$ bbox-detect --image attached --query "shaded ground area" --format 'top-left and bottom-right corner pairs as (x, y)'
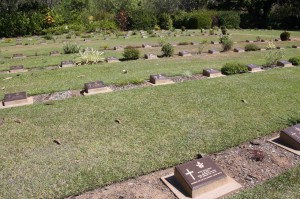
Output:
(69, 132), (300, 199)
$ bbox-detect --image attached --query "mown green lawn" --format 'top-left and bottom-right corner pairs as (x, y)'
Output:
(1, 67), (300, 198)
(230, 166), (300, 199)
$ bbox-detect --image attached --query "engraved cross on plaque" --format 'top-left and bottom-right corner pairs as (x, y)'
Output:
(185, 169), (195, 180)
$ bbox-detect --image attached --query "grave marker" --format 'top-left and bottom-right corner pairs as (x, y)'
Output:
(280, 124), (300, 150)
(12, 54), (26, 59)
(83, 80), (112, 95)
(149, 74), (174, 85)
(144, 54), (158, 60)
(276, 46), (284, 49)
(114, 46), (124, 51)
(247, 64), (263, 72)
(1, 91), (33, 108)
(234, 48), (245, 53)
(179, 51), (192, 57)
(161, 157), (242, 199)
(277, 60), (293, 67)
(292, 45), (300, 49)
(203, 69), (223, 78)
(142, 44), (152, 48)
(210, 41), (219, 44)
(208, 49), (219, 54)
(50, 51), (60, 56)
(60, 61), (75, 68)
(9, 65), (28, 73)
(106, 57), (120, 63)
(246, 40), (253, 43)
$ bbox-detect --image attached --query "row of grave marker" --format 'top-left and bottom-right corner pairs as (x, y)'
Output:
(1, 60), (294, 109)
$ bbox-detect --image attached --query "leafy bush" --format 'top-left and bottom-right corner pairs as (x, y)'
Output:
(219, 35), (233, 51)
(128, 9), (157, 30)
(245, 44), (259, 51)
(63, 42), (81, 54)
(280, 31), (291, 41)
(76, 48), (105, 65)
(186, 11), (213, 29)
(218, 11), (240, 28)
(181, 26), (186, 31)
(158, 13), (173, 30)
(209, 29), (214, 35)
(161, 43), (174, 57)
(220, 26), (227, 35)
(123, 47), (140, 60)
(221, 62), (248, 75)
(288, 57), (300, 66)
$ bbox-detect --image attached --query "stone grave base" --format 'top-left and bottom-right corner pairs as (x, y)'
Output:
(268, 136), (300, 156)
(249, 68), (264, 73)
(10, 69), (28, 74)
(1, 97), (33, 109)
(149, 80), (175, 86)
(161, 174), (241, 199)
(83, 87), (113, 96)
(207, 73), (225, 78)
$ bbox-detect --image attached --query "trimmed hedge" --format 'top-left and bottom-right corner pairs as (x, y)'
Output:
(128, 10), (157, 30)
(158, 13), (173, 30)
(221, 62), (248, 75)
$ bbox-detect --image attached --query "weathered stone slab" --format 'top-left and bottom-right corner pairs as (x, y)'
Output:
(279, 124), (300, 150)
(50, 51), (60, 56)
(142, 44), (152, 48)
(246, 40), (254, 43)
(12, 54), (26, 59)
(277, 60), (293, 67)
(83, 80), (112, 95)
(211, 41), (219, 44)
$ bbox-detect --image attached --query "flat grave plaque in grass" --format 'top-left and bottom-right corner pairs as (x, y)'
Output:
(144, 54), (158, 60)
(142, 44), (152, 48)
(246, 40), (254, 43)
(12, 53), (26, 59)
(40, 41), (47, 45)
(106, 57), (120, 63)
(203, 69), (223, 78)
(142, 36), (148, 38)
(276, 46), (284, 49)
(208, 49), (219, 54)
(161, 157), (241, 199)
(191, 42), (198, 45)
(149, 74), (174, 85)
(60, 61), (75, 68)
(292, 45), (300, 49)
(260, 48), (266, 51)
(83, 80), (112, 95)
(9, 65), (28, 73)
(50, 51), (60, 56)
(234, 48), (245, 53)
(269, 124), (300, 156)
(247, 64), (263, 72)
(2, 91), (33, 108)
(277, 60), (293, 67)
(179, 51), (192, 57)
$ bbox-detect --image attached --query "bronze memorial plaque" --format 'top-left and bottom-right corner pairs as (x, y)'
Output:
(4, 92), (27, 102)
(174, 157), (227, 197)
(150, 74), (171, 84)
(10, 65), (24, 71)
(203, 69), (222, 77)
(84, 81), (105, 93)
(280, 124), (300, 150)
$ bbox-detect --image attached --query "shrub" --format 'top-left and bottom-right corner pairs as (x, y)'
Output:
(181, 26), (186, 31)
(158, 13), (173, 30)
(76, 48), (105, 65)
(63, 43), (81, 54)
(66, 34), (72, 39)
(265, 42), (285, 67)
(128, 9), (157, 30)
(218, 11), (240, 28)
(280, 31), (291, 41)
(245, 44), (259, 51)
(161, 43), (174, 57)
(220, 26), (227, 35)
(219, 35), (233, 51)
(123, 47), (140, 60)
(186, 11), (212, 29)
(288, 57), (300, 66)
(221, 62), (248, 75)
(209, 29), (214, 35)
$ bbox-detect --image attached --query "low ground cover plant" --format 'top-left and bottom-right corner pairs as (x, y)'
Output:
(221, 62), (248, 75)
(245, 44), (259, 51)
(265, 41), (285, 67)
(289, 57), (300, 66)
(76, 48), (105, 65)
(63, 43), (81, 54)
